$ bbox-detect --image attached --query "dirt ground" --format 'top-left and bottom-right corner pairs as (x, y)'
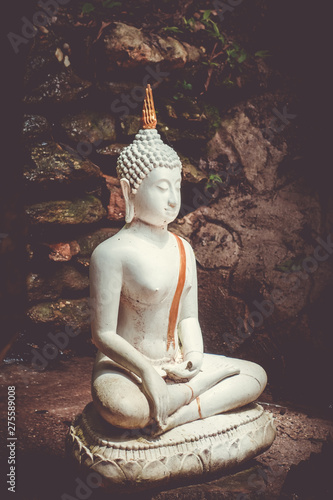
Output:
(0, 357), (332, 500)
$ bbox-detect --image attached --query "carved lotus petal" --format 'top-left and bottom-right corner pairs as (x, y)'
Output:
(119, 459), (143, 482)
(210, 442), (231, 470)
(180, 452), (203, 475)
(141, 460), (169, 482)
(96, 459), (126, 484)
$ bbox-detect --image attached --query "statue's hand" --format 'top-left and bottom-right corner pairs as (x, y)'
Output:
(162, 352), (203, 382)
(141, 367), (169, 428)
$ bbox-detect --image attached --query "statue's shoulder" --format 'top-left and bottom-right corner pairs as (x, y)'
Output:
(171, 233), (195, 259)
(90, 231), (128, 268)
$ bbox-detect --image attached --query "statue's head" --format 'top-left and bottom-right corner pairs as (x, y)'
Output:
(117, 85), (182, 225)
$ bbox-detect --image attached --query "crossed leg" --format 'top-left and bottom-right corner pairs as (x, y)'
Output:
(159, 354), (267, 434)
(91, 352), (267, 432)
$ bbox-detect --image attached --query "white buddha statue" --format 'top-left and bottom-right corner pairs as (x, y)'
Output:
(89, 85), (267, 437)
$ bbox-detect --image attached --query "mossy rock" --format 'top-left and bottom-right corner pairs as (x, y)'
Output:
(24, 142), (102, 189)
(60, 111), (116, 144)
(180, 154), (207, 184)
(25, 196), (106, 225)
(24, 70), (92, 105)
(27, 265), (89, 303)
(157, 99), (220, 143)
(26, 298), (91, 333)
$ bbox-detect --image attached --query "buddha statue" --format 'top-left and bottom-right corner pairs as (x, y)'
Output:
(67, 86), (275, 490)
(90, 85), (267, 435)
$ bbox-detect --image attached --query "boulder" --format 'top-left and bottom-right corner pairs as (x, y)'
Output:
(101, 22), (203, 71)
(24, 142), (102, 190)
(22, 115), (51, 143)
(46, 241), (80, 262)
(60, 111), (116, 144)
(27, 265), (89, 303)
(23, 31), (92, 105)
(25, 196), (106, 226)
(26, 298), (91, 334)
(207, 93), (296, 193)
(24, 70), (92, 105)
(172, 176), (324, 363)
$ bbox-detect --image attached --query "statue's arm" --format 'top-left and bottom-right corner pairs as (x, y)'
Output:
(90, 243), (169, 426)
(90, 243), (153, 377)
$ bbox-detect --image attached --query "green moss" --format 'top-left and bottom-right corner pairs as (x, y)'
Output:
(25, 196), (106, 225)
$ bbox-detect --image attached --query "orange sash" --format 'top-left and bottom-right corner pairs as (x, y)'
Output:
(167, 233), (186, 350)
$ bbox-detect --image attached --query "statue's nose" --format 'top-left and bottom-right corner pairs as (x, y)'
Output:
(168, 200), (177, 208)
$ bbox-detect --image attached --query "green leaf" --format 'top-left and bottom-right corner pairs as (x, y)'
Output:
(102, 0), (121, 8)
(237, 51), (247, 64)
(223, 78), (235, 87)
(182, 80), (192, 90)
(275, 257), (303, 272)
(255, 50), (271, 58)
(210, 20), (220, 36)
(183, 16), (195, 28)
(81, 2), (95, 14)
(202, 10), (211, 21)
(163, 26), (183, 33)
(227, 49), (237, 58)
(209, 174), (224, 184)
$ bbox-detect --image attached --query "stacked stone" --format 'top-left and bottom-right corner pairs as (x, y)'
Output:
(17, 22), (209, 360)
(21, 32), (126, 356)
(23, 107), (121, 354)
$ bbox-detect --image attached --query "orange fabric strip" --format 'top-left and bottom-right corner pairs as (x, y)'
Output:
(167, 233), (186, 350)
(196, 397), (203, 419)
(184, 384), (194, 404)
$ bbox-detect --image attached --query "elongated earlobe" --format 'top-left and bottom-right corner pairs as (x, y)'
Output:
(120, 178), (134, 223)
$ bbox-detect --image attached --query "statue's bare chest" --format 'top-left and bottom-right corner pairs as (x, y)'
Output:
(121, 242), (181, 306)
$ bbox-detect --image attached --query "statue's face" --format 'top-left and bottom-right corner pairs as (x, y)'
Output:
(133, 166), (181, 226)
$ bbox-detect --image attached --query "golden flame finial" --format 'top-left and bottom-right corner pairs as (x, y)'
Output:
(141, 84), (157, 129)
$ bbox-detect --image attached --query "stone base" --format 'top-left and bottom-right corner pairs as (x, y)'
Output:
(66, 402), (276, 492)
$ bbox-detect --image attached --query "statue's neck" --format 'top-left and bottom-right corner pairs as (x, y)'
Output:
(126, 218), (169, 245)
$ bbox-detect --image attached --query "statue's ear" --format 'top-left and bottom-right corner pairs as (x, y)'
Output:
(120, 178), (134, 223)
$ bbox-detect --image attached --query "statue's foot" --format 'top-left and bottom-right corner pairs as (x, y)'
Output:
(188, 361), (240, 402)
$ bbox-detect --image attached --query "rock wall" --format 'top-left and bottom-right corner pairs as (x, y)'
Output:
(5, 1), (332, 407)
